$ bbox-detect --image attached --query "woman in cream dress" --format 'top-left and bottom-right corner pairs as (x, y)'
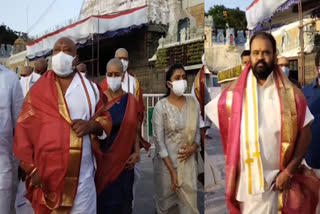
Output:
(152, 64), (200, 214)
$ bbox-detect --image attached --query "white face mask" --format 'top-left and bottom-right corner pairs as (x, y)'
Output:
(281, 66), (290, 76)
(52, 51), (75, 77)
(170, 79), (187, 97)
(32, 72), (41, 82)
(120, 59), (129, 72)
(107, 76), (122, 92)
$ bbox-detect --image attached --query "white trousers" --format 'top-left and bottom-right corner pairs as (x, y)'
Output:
(15, 181), (34, 214)
(0, 188), (12, 214)
(0, 153), (13, 214)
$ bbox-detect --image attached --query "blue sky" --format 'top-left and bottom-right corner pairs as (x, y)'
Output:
(0, 0), (83, 37)
(205, 0), (253, 12)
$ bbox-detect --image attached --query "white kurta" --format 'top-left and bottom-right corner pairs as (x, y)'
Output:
(19, 72), (41, 97)
(0, 65), (24, 213)
(122, 71), (137, 95)
(205, 72), (314, 214)
(65, 73), (99, 214)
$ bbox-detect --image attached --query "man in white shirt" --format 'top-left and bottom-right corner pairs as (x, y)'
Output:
(114, 48), (150, 210)
(14, 37), (110, 214)
(205, 32), (315, 214)
(20, 59), (47, 97)
(115, 48), (139, 97)
(0, 64), (24, 213)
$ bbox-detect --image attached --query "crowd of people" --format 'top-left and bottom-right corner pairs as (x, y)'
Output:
(0, 36), (204, 214)
(2, 30), (320, 214)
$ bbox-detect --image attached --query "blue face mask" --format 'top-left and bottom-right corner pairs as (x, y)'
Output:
(281, 66), (290, 76)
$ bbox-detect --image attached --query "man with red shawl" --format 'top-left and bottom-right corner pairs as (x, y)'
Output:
(14, 37), (111, 214)
(206, 32), (319, 214)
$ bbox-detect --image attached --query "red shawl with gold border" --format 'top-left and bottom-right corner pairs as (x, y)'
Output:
(14, 71), (111, 214)
(218, 64), (318, 214)
(100, 78), (150, 151)
(92, 93), (138, 194)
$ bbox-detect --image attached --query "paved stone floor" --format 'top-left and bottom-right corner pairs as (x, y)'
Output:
(134, 149), (205, 214)
(204, 128), (228, 214)
(10, 149), (204, 214)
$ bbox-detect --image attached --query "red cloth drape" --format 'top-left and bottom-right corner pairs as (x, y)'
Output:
(93, 93), (138, 194)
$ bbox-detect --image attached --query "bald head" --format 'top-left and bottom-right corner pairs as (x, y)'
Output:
(34, 58), (47, 75)
(21, 66), (33, 77)
(53, 37), (77, 57)
(278, 57), (289, 68)
(77, 63), (87, 73)
(115, 48), (129, 60)
(107, 58), (123, 73)
(106, 58), (124, 79)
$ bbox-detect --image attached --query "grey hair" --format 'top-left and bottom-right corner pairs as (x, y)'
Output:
(114, 48), (128, 58)
(106, 58), (124, 72)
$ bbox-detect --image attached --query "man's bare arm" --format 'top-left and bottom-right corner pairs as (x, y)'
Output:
(287, 124), (312, 174)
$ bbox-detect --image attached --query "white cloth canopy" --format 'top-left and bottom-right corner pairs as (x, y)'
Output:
(26, 6), (148, 59)
(246, 0), (293, 30)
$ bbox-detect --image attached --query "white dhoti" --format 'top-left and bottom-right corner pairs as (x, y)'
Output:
(240, 189), (278, 214)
